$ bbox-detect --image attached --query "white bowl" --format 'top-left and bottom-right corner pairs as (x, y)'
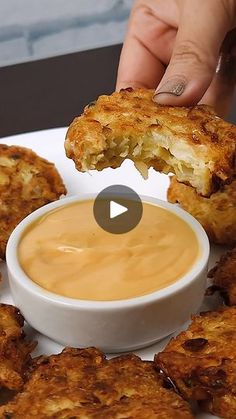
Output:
(6, 194), (209, 353)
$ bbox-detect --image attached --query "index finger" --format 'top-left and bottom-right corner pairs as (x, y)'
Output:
(116, 34), (165, 91)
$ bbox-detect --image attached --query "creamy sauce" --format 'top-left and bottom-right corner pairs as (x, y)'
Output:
(18, 200), (200, 301)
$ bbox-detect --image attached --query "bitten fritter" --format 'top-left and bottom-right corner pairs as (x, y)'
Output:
(65, 88), (236, 196)
(155, 306), (236, 418)
(0, 347), (193, 419)
(168, 176), (236, 245)
(0, 144), (67, 260)
(0, 304), (36, 391)
(207, 248), (236, 305)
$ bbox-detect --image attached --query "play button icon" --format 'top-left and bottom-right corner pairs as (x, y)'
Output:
(93, 185), (143, 234)
(110, 201), (128, 219)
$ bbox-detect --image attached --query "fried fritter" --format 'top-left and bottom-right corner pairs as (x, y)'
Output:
(207, 248), (236, 305)
(0, 347), (193, 419)
(65, 88), (236, 196)
(0, 303), (36, 391)
(0, 144), (66, 260)
(155, 306), (236, 418)
(168, 176), (236, 245)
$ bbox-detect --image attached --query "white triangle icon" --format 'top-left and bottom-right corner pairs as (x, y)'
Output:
(110, 201), (128, 219)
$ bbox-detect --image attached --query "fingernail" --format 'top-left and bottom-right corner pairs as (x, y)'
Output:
(154, 79), (186, 99)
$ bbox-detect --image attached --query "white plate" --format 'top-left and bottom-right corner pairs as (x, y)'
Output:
(0, 127), (225, 418)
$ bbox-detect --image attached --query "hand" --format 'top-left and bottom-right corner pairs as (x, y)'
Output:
(116, 0), (236, 116)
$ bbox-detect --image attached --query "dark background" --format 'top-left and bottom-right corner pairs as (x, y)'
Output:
(0, 43), (235, 138)
(0, 44), (121, 138)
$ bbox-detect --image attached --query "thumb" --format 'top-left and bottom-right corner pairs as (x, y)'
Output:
(154, 0), (235, 106)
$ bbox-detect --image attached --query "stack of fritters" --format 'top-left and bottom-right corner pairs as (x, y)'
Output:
(208, 248), (236, 305)
(65, 88), (236, 196)
(155, 306), (236, 418)
(0, 347), (193, 418)
(0, 144), (66, 260)
(168, 176), (236, 245)
(0, 303), (36, 391)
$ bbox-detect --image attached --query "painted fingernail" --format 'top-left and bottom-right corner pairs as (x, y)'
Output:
(154, 79), (186, 100)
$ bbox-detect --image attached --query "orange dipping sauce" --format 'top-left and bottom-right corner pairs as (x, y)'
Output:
(19, 200), (199, 301)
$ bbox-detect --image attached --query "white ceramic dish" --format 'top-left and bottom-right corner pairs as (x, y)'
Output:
(0, 128), (224, 418)
(6, 193), (209, 352)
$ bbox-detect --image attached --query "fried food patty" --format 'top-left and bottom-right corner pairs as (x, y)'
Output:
(0, 347), (193, 418)
(168, 176), (236, 245)
(207, 248), (236, 305)
(65, 88), (236, 196)
(0, 144), (67, 260)
(155, 306), (236, 418)
(0, 304), (36, 391)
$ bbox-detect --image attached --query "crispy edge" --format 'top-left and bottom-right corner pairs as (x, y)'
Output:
(0, 304), (36, 391)
(155, 307), (236, 417)
(0, 347), (193, 419)
(167, 176), (236, 245)
(0, 144), (67, 260)
(207, 248), (236, 305)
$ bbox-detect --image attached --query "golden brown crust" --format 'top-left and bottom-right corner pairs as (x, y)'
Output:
(0, 347), (193, 418)
(0, 144), (67, 260)
(155, 306), (236, 418)
(0, 303), (36, 391)
(207, 248), (236, 305)
(167, 176), (236, 245)
(65, 88), (236, 196)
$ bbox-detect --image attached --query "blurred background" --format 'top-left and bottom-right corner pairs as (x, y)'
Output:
(0, 0), (235, 136)
(0, 0), (133, 67)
